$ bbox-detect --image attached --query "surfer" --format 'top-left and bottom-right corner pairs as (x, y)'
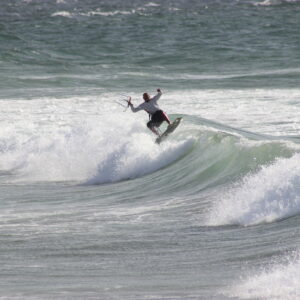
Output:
(128, 89), (171, 136)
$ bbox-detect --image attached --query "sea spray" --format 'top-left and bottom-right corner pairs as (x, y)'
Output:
(207, 154), (300, 226)
(227, 250), (300, 300)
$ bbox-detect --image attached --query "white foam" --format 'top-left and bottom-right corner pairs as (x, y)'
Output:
(51, 11), (73, 18)
(255, 0), (284, 5)
(87, 135), (192, 184)
(145, 2), (161, 7)
(254, 0), (300, 6)
(81, 10), (133, 17)
(228, 251), (300, 300)
(0, 96), (190, 184)
(207, 154), (300, 226)
(51, 10), (134, 18)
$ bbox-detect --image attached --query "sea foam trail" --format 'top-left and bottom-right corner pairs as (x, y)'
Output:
(207, 154), (300, 226)
(227, 250), (300, 300)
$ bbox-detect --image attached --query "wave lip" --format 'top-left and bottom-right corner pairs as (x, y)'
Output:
(207, 154), (300, 226)
(86, 136), (193, 185)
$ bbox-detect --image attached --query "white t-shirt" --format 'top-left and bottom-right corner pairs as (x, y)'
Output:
(130, 92), (162, 115)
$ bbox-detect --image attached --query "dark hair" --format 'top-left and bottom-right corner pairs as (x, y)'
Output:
(143, 93), (150, 101)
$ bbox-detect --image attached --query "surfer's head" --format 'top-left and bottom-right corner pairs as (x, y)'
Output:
(143, 93), (150, 102)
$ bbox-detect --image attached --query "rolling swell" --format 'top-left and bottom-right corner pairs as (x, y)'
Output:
(89, 115), (296, 191)
(183, 119), (300, 226)
(179, 117), (300, 226)
(88, 115), (300, 228)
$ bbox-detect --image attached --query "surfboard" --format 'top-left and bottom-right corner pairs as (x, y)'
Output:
(155, 117), (182, 144)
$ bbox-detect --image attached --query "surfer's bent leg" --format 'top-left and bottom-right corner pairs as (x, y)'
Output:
(147, 120), (160, 136)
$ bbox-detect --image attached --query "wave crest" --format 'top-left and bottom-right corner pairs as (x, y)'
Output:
(207, 154), (300, 226)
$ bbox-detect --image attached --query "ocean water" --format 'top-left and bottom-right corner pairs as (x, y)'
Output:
(1, 0), (300, 299)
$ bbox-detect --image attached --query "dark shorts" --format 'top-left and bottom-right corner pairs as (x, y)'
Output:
(147, 110), (168, 129)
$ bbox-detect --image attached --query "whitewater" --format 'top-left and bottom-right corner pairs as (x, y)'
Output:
(1, 0), (300, 299)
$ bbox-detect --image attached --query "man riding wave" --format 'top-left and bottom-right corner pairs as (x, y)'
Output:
(128, 88), (171, 136)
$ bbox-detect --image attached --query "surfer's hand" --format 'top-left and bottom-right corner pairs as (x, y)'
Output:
(157, 88), (161, 93)
(128, 97), (132, 106)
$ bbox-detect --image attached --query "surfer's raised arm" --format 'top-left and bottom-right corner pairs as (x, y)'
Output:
(152, 88), (162, 102)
